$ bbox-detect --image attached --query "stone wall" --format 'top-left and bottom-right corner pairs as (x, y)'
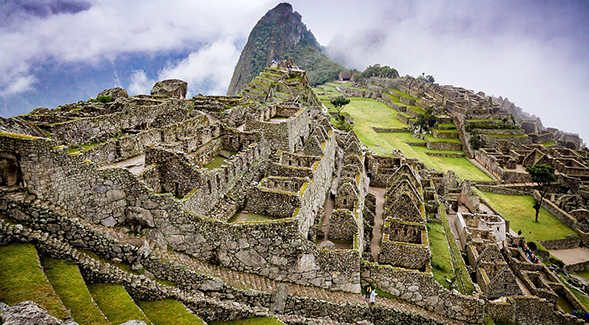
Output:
(426, 140), (462, 151)
(362, 263), (484, 323)
(534, 190), (587, 245)
(245, 107), (309, 152)
(328, 209), (358, 241)
(50, 99), (193, 145)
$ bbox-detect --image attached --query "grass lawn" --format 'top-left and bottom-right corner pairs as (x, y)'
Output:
(0, 244), (68, 319)
(210, 318), (286, 325)
(543, 140), (557, 147)
(439, 204), (474, 294)
(137, 299), (204, 325)
(204, 156), (228, 170)
(475, 190), (577, 243)
(427, 222), (454, 290)
(88, 283), (152, 325)
(42, 258), (109, 325)
(321, 97), (492, 181)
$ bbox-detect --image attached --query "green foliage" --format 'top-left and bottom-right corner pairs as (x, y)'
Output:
(330, 96), (350, 116)
(42, 258), (109, 325)
(415, 106), (437, 132)
(96, 95), (113, 103)
(0, 244), (68, 320)
(359, 64), (399, 79)
(470, 134), (483, 150)
(417, 72), (435, 83)
(525, 164), (557, 222)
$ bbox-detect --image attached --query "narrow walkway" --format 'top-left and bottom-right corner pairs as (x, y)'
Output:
(369, 187), (385, 261)
(104, 154), (146, 174)
(319, 150), (344, 241)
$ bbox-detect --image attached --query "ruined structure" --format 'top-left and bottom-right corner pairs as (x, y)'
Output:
(0, 63), (586, 325)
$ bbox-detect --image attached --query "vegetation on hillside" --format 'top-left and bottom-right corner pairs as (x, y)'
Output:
(227, 3), (345, 95)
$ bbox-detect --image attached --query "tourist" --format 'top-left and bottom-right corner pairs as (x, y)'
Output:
(365, 285), (372, 300)
(370, 288), (377, 305)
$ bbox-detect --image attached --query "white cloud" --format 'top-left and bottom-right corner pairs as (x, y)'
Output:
(128, 70), (155, 96)
(158, 39), (240, 97)
(0, 0), (274, 97)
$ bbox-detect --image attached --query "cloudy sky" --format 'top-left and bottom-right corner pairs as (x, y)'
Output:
(1, 0), (588, 142)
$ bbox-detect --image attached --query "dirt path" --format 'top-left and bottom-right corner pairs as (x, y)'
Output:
(104, 154), (146, 174)
(550, 247), (589, 265)
(319, 150), (344, 240)
(369, 187), (385, 261)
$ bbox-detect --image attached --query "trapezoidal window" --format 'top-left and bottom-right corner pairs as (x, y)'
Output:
(0, 152), (23, 188)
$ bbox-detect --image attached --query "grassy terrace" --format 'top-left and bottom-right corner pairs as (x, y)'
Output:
(137, 299), (204, 325)
(437, 123), (456, 128)
(42, 258), (109, 325)
(0, 244), (68, 320)
(543, 140), (557, 147)
(475, 190), (577, 244)
(316, 94), (493, 181)
(390, 88), (421, 102)
(88, 283), (152, 324)
(423, 134), (462, 143)
(428, 222), (455, 290)
(433, 129), (458, 133)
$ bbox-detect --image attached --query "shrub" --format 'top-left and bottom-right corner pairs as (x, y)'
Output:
(96, 95), (113, 103)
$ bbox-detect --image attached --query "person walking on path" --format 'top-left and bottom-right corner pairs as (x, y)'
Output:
(369, 288), (377, 305)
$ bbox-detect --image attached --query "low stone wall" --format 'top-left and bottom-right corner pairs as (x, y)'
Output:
(432, 130), (459, 139)
(473, 128), (525, 136)
(475, 185), (532, 195)
(378, 238), (430, 269)
(371, 127), (408, 133)
(361, 263), (484, 323)
(426, 140), (462, 151)
(539, 238), (581, 250)
(426, 152), (464, 158)
(480, 134), (532, 146)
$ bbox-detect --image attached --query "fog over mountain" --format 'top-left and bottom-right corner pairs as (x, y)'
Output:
(1, 0), (587, 142)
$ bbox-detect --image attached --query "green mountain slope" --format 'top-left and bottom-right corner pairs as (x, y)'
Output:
(227, 2), (345, 95)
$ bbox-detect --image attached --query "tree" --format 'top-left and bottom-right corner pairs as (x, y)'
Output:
(330, 96), (350, 117)
(525, 164), (556, 222)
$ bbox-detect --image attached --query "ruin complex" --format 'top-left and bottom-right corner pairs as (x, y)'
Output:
(1, 64), (588, 324)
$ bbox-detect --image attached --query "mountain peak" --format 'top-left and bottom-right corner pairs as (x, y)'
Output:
(227, 2), (341, 95)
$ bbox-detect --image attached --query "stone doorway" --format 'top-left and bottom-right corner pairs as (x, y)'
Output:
(0, 152), (23, 188)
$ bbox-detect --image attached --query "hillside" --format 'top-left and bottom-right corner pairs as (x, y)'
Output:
(226, 2), (345, 95)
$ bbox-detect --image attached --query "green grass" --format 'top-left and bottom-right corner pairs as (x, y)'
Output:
(543, 140), (557, 147)
(42, 258), (109, 325)
(327, 97), (492, 181)
(427, 222), (455, 290)
(137, 299), (204, 325)
(88, 283), (152, 324)
(0, 244), (68, 319)
(558, 274), (589, 311)
(475, 190), (577, 242)
(439, 205), (474, 294)
(204, 156), (228, 170)
(210, 318), (286, 325)
(437, 123), (456, 128)
(390, 88), (421, 102)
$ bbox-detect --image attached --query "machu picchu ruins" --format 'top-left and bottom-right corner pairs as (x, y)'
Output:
(2, 2), (589, 325)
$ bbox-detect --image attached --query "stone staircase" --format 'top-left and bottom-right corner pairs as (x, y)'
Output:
(1, 191), (467, 325)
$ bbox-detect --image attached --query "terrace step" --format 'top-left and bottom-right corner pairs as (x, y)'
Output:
(41, 257), (110, 325)
(0, 243), (69, 320)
